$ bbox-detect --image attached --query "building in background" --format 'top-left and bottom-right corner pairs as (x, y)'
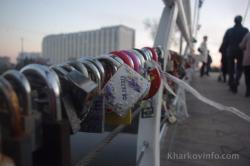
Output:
(0, 56), (14, 74)
(42, 25), (135, 64)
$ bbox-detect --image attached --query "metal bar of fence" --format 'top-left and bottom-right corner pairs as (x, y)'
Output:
(74, 107), (142, 166)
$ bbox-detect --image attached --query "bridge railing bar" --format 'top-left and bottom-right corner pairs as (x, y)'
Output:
(136, 0), (193, 166)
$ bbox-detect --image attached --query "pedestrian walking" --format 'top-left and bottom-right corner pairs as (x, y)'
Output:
(198, 36), (208, 77)
(206, 51), (212, 76)
(220, 15), (249, 93)
(239, 32), (250, 97)
(219, 38), (228, 82)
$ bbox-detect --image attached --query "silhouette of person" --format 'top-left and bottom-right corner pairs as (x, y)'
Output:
(239, 32), (250, 97)
(206, 51), (212, 76)
(198, 36), (208, 77)
(219, 37), (228, 82)
(220, 15), (249, 93)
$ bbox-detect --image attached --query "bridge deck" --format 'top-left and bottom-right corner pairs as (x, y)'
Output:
(161, 73), (250, 166)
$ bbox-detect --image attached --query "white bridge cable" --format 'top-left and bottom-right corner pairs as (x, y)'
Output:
(164, 72), (250, 123)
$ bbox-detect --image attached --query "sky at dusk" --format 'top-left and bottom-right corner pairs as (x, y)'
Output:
(1, 0), (250, 66)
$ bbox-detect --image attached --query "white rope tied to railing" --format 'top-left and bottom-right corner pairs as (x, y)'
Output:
(164, 72), (250, 123)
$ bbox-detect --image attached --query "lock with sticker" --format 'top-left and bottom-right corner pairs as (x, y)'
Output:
(103, 64), (150, 117)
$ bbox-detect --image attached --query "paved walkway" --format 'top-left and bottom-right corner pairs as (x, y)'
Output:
(161, 73), (250, 166)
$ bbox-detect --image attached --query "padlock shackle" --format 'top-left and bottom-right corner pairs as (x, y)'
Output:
(109, 55), (124, 65)
(67, 61), (89, 78)
(121, 50), (141, 73)
(130, 49), (146, 69)
(21, 64), (62, 121)
(79, 60), (102, 89)
(3, 70), (32, 116)
(0, 77), (23, 137)
(98, 56), (120, 85)
(50, 65), (69, 77)
(141, 48), (153, 61)
(111, 51), (134, 69)
(143, 68), (162, 99)
(154, 46), (165, 60)
(144, 47), (159, 62)
(133, 48), (149, 61)
(80, 58), (105, 87)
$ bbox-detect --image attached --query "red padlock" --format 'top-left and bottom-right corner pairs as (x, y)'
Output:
(143, 67), (162, 99)
(122, 50), (141, 73)
(111, 51), (134, 69)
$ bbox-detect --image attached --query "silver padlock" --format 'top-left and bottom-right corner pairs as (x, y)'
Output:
(21, 64), (62, 121)
(0, 77), (23, 138)
(133, 48), (150, 61)
(59, 64), (76, 73)
(51, 64), (98, 133)
(50, 65), (69, 77)
(2, 70), (32, 116)
(110, 55), (124, 65)
(97, 55), (121, 85)
(141, 47), (153, 61)
(79, 57), (105, 87)
(67, 61), (89, 78)
(2, 70), (36, 149)
(78, 59), (101, 89)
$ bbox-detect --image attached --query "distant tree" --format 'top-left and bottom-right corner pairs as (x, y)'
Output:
(143, 18), (159, 40)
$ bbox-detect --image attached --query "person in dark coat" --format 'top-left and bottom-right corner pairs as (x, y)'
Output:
(219, 39), (228, 82)
(206, 51), (212, 76)
(239, 32), (250, 97)
(221, 15), (249, 93)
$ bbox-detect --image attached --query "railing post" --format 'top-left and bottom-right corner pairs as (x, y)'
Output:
(136, 2), (178, 166)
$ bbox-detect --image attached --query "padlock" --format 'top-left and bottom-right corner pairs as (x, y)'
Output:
(2, 70), (37, 152)
(100, 55), (123, 68)
(78, 59), (102, 89)
(50, 65), (69, 77)
(21, 64), (62, 121)
(121, 50), (141, 73)
(144, 47), (159, 62)
(79, 57), (105, 87)
(109, 55), (124, 65)
(133, 48), (149, 61)
(2, 70), (32, 116)
(0, 77), (23, 138)
(154, 46), (165, 60)
(111, 51), (134, 69)
(51, 65), (98, 133)
(67, 61), (89, 77)
(130, 49), (146, 69)
(60, 64), (76, 73)
(143, 67), (162, 99)
(97, 56), (121, 85)
(80, 95), (105, 133)
(103, 64), (150, 116)
(141, 47), (153, 61)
